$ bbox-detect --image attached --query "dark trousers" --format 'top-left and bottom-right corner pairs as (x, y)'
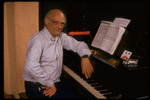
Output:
(25, 80), (80, 99)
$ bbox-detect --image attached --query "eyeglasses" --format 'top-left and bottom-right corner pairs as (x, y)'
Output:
(48, 18), (66, 27)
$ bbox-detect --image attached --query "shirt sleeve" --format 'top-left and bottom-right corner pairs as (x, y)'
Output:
(25, 34), (54, 87)
(60, 33), (92, 57)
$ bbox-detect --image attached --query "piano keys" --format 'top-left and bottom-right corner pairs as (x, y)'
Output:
(62, 64), (123, 99)
(63, 65), (106, 99)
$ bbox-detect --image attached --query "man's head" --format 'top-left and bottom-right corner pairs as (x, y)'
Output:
(44, 9), (66, 38)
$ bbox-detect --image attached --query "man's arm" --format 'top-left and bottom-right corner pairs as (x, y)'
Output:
(81, 57), (93, 79)
(60, 33), (93, 79)
(60, 33), (91, 57)
(41, 84), (57, 97)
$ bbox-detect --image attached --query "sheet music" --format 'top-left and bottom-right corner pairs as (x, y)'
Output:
(91, 21), (111, 50)
(109, 27), (125, 54)
(113, 17), (131, 27)
(99, 23), (121, 54)
(91, 17), (129, 55)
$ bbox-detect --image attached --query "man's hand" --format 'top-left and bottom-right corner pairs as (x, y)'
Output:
(81, 58), (94, 79)
(41, 84), (57, 97)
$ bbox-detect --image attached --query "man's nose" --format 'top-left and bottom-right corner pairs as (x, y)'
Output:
(57, 23), (63, 28)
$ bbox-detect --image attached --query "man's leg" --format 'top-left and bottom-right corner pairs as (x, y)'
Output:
(25, 80), (80, 99)
(25, 82), (49, 99)
(54, 80), (80, 99)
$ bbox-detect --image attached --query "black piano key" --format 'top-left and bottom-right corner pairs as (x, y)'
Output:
(103, 92), (112, 95)
(104, 93), (116, 99)
(86, 80), (96, 84)
(86, 79), (95, 82)
(90, 83), (99, 86)
(94, 86), (105, 90)
(78, 73), (86, 79)
(99, 89), (109, 94)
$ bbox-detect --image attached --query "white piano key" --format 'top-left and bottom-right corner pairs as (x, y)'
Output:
(63, 65), (106, 99)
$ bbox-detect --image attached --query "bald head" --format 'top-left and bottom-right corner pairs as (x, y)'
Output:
(44, 9), (66, 37)
(45, 9), (66, 22)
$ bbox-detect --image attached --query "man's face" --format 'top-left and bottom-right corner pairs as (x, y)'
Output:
(45, 10), (66, 38)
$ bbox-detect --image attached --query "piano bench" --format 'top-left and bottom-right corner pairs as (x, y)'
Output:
(18, 92), (28, 99)
(4, 94), (15, 99)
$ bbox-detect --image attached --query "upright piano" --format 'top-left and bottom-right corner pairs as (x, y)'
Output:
(62, 31), (148, 99)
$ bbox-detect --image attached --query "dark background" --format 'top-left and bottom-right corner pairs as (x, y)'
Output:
(39, 2), (148, 33)
(39, 2), (148, 59)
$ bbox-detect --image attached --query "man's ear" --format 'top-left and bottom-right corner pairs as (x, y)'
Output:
(44, 17), (49, 25)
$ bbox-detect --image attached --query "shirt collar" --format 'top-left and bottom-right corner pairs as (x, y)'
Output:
(43, 26), (59, 42)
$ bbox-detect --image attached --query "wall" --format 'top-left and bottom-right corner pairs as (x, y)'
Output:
(4, 2), (39, 98)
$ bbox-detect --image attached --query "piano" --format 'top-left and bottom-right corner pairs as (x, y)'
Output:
(62, 31), (148, 99)
(38, 2), (148, 99)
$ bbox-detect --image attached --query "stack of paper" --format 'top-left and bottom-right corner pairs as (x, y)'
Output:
(91, 17), (131, 55)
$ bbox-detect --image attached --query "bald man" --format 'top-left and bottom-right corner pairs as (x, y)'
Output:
(23, 9), (93, 99)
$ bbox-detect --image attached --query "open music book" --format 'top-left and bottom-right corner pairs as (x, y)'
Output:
(91, 17), (131, 55)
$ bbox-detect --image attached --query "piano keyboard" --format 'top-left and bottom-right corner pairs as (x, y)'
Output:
(63, 65), (117, 99)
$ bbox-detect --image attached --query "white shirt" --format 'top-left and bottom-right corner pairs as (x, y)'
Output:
(23, 27), (91, 87)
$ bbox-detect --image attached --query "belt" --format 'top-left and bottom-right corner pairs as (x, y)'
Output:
(25, 81), (44, 86)
(25, 81), (60, 87)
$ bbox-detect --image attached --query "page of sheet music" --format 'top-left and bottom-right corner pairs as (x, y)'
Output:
(98, 23), (120, 54)
(113, 17), (131, 27)
(91, 21), (111, 49)
(109, 27), (125, 54)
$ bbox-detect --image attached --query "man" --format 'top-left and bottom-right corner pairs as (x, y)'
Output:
(23, 9), (93, 99)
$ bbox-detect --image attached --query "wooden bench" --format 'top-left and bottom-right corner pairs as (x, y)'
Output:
(18, 92), (28, 99)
